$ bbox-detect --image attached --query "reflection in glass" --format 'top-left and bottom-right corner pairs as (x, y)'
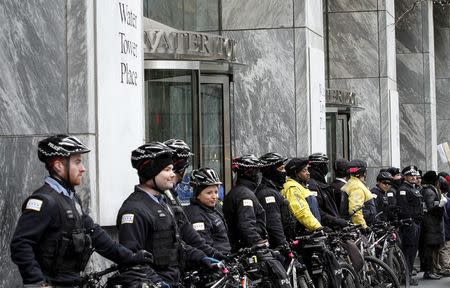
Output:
(143, 0), (219, 32)
(201, 83), (224, 179)
(145, 69), (193, 152)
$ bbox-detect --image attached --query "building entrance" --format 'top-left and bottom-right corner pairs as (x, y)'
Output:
(144, 60), (232, 203)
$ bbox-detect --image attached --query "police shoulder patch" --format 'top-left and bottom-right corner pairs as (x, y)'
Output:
(25, 199), (43, 211)
(372, 194), (378, 199)
(243, 199), (253, 207)
(265, 196), (276, 204)
(121, 213), (135, 224)
(192, 222), (205, 231)
(387, 192), (394, 197)
(310, 191), (318, 197)
(399, 191), (406, 196)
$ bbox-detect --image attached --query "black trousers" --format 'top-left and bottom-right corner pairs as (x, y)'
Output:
(400, 222), (421, 274)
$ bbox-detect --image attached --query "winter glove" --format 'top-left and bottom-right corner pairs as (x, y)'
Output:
(439, 195), (448, 207)
(201, 256), (221, 269)
(213, 251), (228, 260)
(335, 218), (350, 227)
(125, 250), (154, 266)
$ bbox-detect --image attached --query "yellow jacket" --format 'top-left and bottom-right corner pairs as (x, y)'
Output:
(341, 176), (374, 228)
(281, 178), (322, 232)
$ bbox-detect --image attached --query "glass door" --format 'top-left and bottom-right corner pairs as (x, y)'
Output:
(200, 76), (232, 197)
(326, 112), (349, 181)
(144, 62), (232, 203)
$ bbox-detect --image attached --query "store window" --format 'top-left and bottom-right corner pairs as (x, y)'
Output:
(144, 65), (231, 204)
(143, 0), (219, 32)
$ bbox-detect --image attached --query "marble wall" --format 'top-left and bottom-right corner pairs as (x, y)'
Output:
(325, 0), (399, 186)
(396, 0), (437, 172)
(0, 0), (100, 286)
(434, 5), (450, 173)
(223, 0), (326, 159)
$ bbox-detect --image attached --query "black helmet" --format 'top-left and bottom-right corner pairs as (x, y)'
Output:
(376, 171), (393, 183)
(348, 159), (367, 176)
(38, 134), (90, 163)
(190, 168), (222, 187)
(131, 142), (175, 182)
(386, 167), (400, 177)
(285, 157), (310, 178)
(259, 152), (287, 168)
(131, 142), (174, 169)
(164, 139), (193, 158)
(309, 153), (329, 164)
(232, 154), (263, 172)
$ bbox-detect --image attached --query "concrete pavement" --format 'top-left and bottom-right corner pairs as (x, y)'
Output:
(415, 273), (450, 288)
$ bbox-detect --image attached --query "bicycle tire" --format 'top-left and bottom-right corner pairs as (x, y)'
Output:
(297, 271), (315, 288)
(340, 262), (361, 288)
(314, 272), (329, 288)
(387, 246), (409, 288)
(363, 256), (400, 288)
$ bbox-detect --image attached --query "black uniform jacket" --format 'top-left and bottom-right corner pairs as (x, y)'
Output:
(223, 178), (268, 251)
(10, 183), (136, 285)
(330, 179), (346, 212)
(308, 177), (345, 228)
(165, 189), (221, 258)
(255, 178), (290, 248)
(421, 184), (445, 245)
(184, 199), (231, 254)
(396, 181), (423, 222)
(116, 186), (205, 285)
(370, 185), (397, 221)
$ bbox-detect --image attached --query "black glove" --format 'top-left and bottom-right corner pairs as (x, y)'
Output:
(360, 227), (372, 235)
(201, 256), (221, 269)
(213, 251), (228, 260)
(320, 226), (333, 233)
(335, 218), (350, 227)
(126, 250), (153, 266)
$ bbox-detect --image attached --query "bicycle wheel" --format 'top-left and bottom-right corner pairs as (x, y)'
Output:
(387, 246), (409, 288)
(314, 272), (329, 288)
(362, 256), (400, 288)
(297, 270), (315, 288)
(340, 263), (361, 288)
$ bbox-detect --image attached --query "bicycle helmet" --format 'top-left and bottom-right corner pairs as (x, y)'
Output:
(259, 152), (287, 168)
(347, 159), (367, 176)
(285, 157), (310, 178)
(190, 168), (222, 187)
(164, 139), (193, 158)
(232, 154), (263, 172)
(308, 153), (329, 164)
(131, 142), (174, 181)
(386, 167), (400, 177)
(376, 171), (393, 183)
(38, 134), (90, 162)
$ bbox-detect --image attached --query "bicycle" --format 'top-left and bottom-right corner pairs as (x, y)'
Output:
(80, 264), (119, 288)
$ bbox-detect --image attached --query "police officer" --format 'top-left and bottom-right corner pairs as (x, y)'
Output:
(308, 153), (349, 229)
(330, 158), (350, 212)
(341, 159), (376, 229)
(282, 157), (322, 233)
(222, 155), (268, 251)
(255, 152), (294, 248)
(10, 135), (152, 287)
(117, 142), (219, 287)
(396, 165), (422, 285)
(163, 139), (225, 260)
(371, 171), (397, 221)
(184, 168), (231, 254)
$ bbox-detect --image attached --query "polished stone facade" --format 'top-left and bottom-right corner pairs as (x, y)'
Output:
(0, 0), (448, 286)
(396, 0), (437, 171)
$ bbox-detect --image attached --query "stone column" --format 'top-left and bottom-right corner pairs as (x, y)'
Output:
(222, 0), (326, 158)
(434, 5), (450, 173)
(325, 0), (399, 183)
(396, 0), (437, 171)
